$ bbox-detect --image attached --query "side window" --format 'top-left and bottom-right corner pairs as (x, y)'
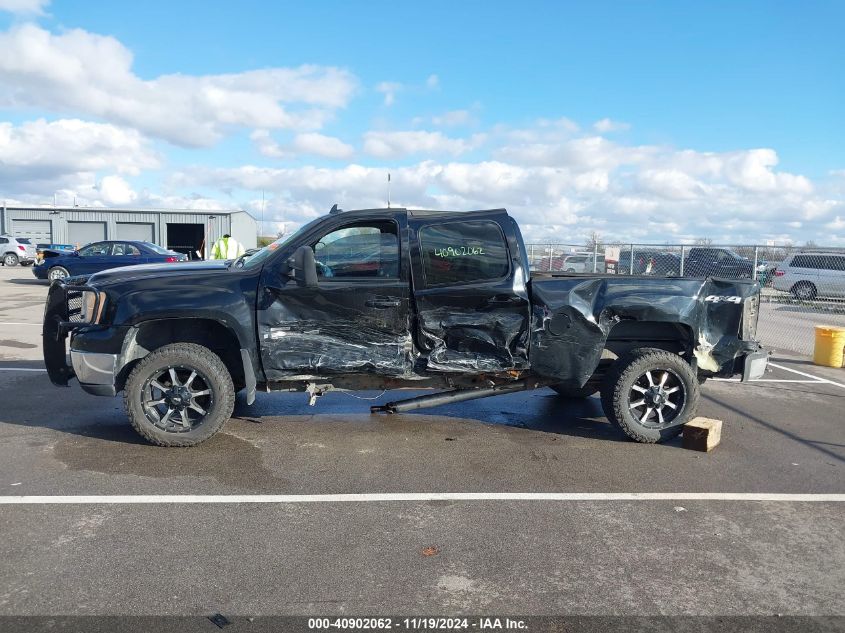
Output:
(78, 242), (110, 257)
(113, 243), (140, 256)
(312, 220), (398, 279)
(819, 256), (845, 271)
(791, 255), (816, 269)
(420, 220), (509, 286)
(0, 238), (7, 245)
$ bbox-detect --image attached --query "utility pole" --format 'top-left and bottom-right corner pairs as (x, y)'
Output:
(387, 173), (391, 209)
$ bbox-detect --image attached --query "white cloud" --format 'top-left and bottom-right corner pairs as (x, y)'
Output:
(0, 0), (47, 14)
(292, 133), (355, 159)
(0, 24), (358, 147)
(0, 118), (160, 190)
(172, 128), (841, 245)
(593, 118), (630, 133)
(426, 74), (440, 89)
(251, 130), (354, 159)
(376, 81), (402, 106)
(97, 175), (137, 205)
(363, 130), (484, 159)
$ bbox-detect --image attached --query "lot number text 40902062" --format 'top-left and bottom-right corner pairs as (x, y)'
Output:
(308, 617), (528, 630)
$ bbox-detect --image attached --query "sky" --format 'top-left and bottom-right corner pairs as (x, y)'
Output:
(0, 0), (843, 245)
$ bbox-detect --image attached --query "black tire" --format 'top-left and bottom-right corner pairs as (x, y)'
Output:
(600, 348), (699, 443)
(48, 266), (69, 281)
(124, 343), (235, 447)
(3, 253), (19, 266)
(791, 281), (817, 300)
(551, 384), (599, 399)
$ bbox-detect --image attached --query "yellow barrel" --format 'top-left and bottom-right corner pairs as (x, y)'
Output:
(813, 325), (845, 368)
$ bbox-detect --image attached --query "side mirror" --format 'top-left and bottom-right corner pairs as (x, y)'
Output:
(288, 245), (318, 288)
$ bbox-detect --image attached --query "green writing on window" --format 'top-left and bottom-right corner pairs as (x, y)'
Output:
(433, 246), (485, 258)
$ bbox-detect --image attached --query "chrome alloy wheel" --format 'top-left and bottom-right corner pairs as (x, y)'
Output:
(141, 366), (214, 432)
(628, 368), (686, 428)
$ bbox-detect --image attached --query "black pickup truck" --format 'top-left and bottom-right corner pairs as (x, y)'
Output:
(43, 207), (767, 446)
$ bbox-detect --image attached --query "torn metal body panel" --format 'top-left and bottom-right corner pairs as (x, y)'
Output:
(529, 274), (762, 387)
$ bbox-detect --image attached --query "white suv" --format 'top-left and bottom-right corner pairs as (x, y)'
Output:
(0, 235), (37, 267)
(772, 252), (845, 299)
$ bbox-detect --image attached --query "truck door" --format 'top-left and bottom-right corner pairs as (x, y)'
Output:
(257, 216), (413, 380)
(410, 215), (531, 373)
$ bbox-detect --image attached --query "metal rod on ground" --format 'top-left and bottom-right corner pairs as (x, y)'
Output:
(370, 381), (536, 414)
(629, 243), (635, 275)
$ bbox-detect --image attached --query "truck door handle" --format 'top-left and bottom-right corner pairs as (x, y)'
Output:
(365, 296), (401, 309)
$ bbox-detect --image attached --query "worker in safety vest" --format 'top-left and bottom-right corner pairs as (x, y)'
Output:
(210, 234), (245, 260)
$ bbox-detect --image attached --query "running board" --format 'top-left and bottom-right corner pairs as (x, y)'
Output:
(371, 380), (537, 414)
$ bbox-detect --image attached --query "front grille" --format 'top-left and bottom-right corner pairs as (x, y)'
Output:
(67, 290), (84, 322)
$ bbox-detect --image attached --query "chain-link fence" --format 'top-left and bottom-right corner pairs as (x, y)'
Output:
(526, 243), (845, 358)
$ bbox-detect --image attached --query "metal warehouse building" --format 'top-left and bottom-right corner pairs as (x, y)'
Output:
(0, 205), (257, 260)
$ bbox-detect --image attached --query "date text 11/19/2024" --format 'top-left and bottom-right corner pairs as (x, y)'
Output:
(308, 617), (527, 630)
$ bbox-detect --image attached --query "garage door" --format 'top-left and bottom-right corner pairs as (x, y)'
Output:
(116, 222), (154, 242)
(12, 219), (52, 245)
(68, 221), (106, 248)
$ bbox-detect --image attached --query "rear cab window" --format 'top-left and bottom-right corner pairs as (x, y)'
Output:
(419, 220), (510, 286)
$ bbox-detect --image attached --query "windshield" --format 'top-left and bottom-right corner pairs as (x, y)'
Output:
(144, 242), (171, 254)
(241, 218), (323, 269)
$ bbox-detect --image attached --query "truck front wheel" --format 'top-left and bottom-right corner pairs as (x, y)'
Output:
(600, 348), (699, 443)
(124, 343), (235, 447)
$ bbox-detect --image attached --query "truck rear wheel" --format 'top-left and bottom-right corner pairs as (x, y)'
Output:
(124, 343), (235, 447)
(550, 384), (598, 399)
(600, 348), (699, 443)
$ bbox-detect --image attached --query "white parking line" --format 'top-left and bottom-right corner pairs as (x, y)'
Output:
(0, 493), (843, 504)
(0, 322), (41, 326)
(711, 378), (820, 383)
(0, 368), (47, 372)
(768, 362), (845, 390)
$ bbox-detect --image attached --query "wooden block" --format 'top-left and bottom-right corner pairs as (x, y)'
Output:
(683, 417), (722, 452)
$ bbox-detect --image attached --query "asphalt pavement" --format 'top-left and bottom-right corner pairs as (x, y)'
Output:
(0, 265), (843, 626)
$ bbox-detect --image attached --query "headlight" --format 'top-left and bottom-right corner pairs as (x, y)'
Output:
(81, 290), (106, 323)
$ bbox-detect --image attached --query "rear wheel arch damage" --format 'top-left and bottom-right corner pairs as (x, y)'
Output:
(114, 319), (252, 399)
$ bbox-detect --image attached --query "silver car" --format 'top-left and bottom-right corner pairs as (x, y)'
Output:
(772, 252), (845, 299)
(561, 253), (606, 273)
(0, 235), (37, 266)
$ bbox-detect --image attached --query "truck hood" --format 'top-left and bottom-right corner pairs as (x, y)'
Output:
(86, 260), (230, 286)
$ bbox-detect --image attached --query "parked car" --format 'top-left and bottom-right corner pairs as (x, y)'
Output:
(44, 206), (766, 447)
(0, 235), (37, 266)
(618, 250), (681, 276)
(684, 247), (754, 279)
(557, 253), (606, 273)
(772, 252), (845, 299)
(33, 240), (188, 281)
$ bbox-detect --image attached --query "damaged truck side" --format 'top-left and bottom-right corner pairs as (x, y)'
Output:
(43, 207), (768, 446)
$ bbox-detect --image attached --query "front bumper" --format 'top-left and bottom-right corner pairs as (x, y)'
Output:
(43, 280), (109, 391)
(70, 350), (118, 396)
